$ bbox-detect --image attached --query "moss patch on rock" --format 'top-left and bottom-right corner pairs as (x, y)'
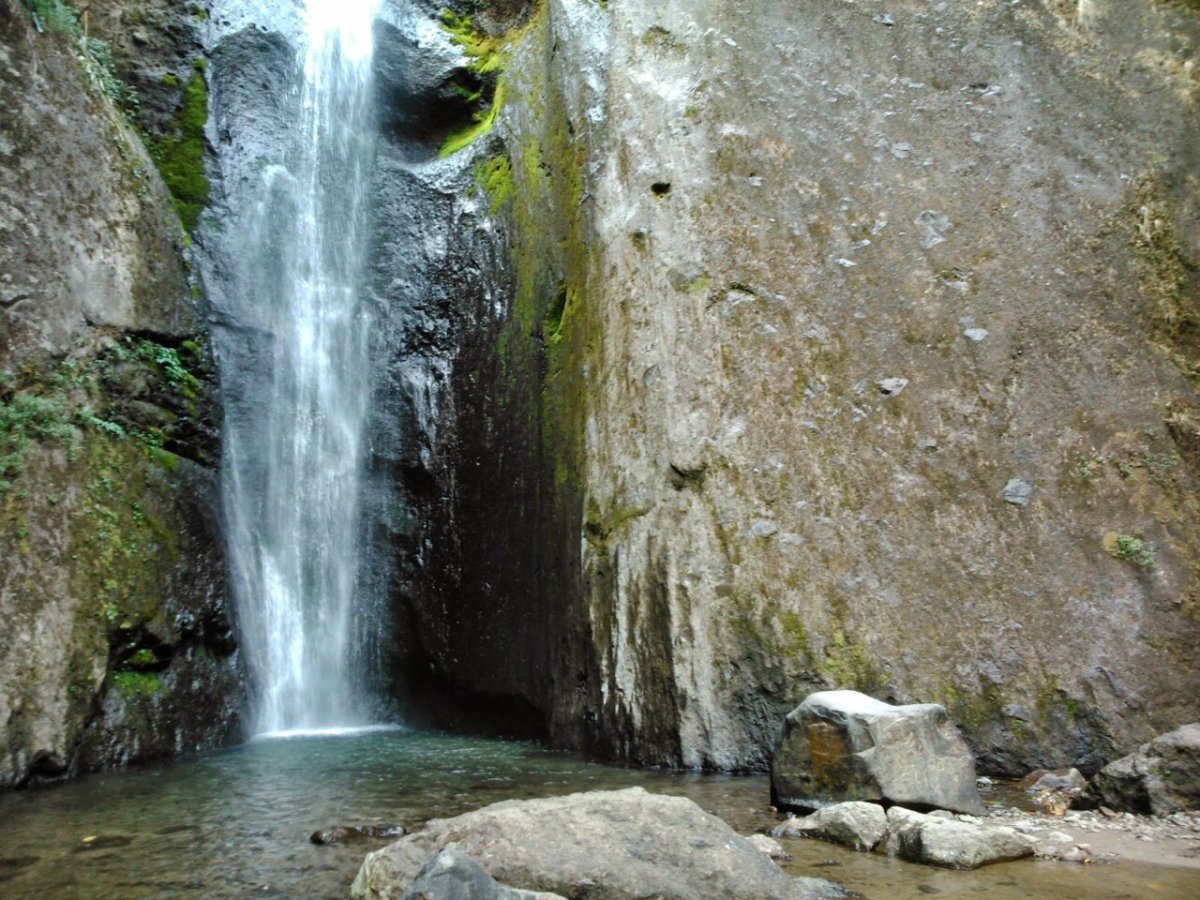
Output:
(148, 62), (210, 232)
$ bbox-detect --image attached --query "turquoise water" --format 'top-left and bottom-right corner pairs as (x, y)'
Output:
(0, 730), (1197, 899)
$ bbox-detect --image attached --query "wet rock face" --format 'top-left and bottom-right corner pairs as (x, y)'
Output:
(0, 0), (240, 788)
(409, 0), (1200, 774)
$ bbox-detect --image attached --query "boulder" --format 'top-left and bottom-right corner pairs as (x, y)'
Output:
(1023, 768), (1088, 794)
(878, 807), (1035, 869)
(352, 787), (844, 899)
(771, 691), (985, 815)
(1081, 724), (1200, 814)
(771, 801), (889, 852)
(399, 847), (566, 900)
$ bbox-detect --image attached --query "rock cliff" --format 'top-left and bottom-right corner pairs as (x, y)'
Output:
(7, 0), (1199, 786)
(401, 0), (1200, 774)
(0, 0), (239, 787)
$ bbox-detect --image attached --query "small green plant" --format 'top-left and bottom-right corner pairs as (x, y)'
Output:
(135, 340), (200, 393)
(126, 647), (157, 668)
(1073, 452), (1108, 481)
(110, 671), (166, 697)
(0, 392), (74, 493)
(75, 408), (127, 438)
(1109, 532), (1156, 567)
(22, 2), (139, 118)
(23, 0), (78, 34)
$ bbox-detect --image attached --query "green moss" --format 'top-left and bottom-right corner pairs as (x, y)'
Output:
(475, 153), (514, 212)
(544, 284), (570, 346)
(778, 611), (810, 658)
(441, 11), (506, 74)
(111, 671), (166, 697)
(436, 8), (543, 157)
(440, 79), (507, 158)
(126, 647), (157, 668)
(149, 69), (210, 232)
(818, 629), (879, 691)
(584, 499), (651, 546)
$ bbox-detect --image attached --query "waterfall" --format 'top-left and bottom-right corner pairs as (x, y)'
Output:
(219, 0), (383, 734)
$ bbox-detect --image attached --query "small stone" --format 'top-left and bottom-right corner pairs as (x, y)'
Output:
(1046, 831), (1073, 843)
(1002, 479), (1032, 507)
(877, 377), (909, 397)
(745, 833), (790, 860)
(1059, 847), (1092, 863)
(874, 13), (896, 26)
(963, 328), (989, 342)
(976, 776), (994, 786)
(749, 519), (779, 538)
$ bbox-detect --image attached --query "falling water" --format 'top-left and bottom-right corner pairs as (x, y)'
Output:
(221, 0), (382, 734)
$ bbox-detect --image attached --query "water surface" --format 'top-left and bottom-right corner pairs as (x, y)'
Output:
(0, 730), (1196, 899)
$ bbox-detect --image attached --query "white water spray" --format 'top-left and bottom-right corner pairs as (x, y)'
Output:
(222, 0), (383, 733)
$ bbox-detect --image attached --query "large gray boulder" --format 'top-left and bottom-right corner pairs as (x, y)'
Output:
(353, 787), (843, 899)
(1082, 724), (1200, 814)
(771, 801), (889, 852)
(772, 691), (985, 815)
(878, 807), (1035, 869)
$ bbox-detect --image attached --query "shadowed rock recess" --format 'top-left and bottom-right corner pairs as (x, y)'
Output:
(392, 0), (1200, 774)
(1, 0), (240, 786)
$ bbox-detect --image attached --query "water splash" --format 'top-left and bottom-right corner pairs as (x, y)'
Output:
(222, 0), (383, 734)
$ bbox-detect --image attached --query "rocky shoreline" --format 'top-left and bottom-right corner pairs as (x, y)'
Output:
(983, 802), (1200, 869)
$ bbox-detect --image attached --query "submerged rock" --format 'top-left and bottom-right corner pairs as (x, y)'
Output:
(1081, 724), (1200, 814)
(353, 787), (843, 899)
(311, 823), (406, 845)
(771, 801), (889, 852)
(878, 807), (1035, 869)
(398, 847), (566, 900)
(771, 691), (985, 815)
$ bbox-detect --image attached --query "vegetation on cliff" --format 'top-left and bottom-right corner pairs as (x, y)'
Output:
(148, 63), (211, 232)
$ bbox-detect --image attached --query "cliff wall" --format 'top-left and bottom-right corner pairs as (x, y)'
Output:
(413, 0), (1200, 774)
(0, 0), (240, 787)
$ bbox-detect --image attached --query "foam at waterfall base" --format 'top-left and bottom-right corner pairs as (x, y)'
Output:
(250, 723), (410, 741)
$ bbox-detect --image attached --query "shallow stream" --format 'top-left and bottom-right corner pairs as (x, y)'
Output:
(0, 729), (1196, 899)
